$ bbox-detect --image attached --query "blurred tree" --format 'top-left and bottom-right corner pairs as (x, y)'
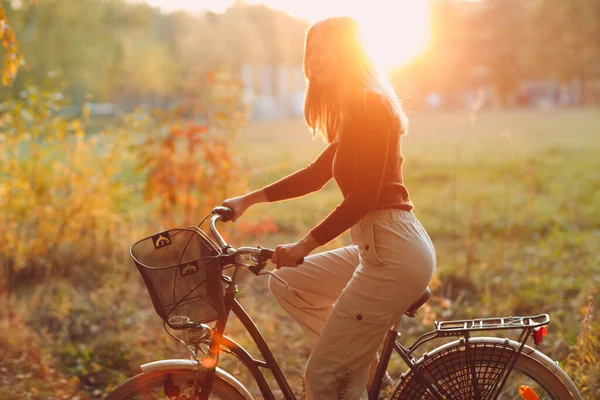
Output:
(239, 2), (306, 65)
(0, 0), (38, 86)
(394, 0), (600, 107)
(424, 0), (525, 106)
(169, 1), (306, 100)
(114, 5), (181, 110)
(468, 0), (524, 105)
(528, 0), (600, 98)
(10, 0), (596, 109)
(2, 0), (308, 107)
(422, 0), (467, 96)
(2, 0), (124, 101)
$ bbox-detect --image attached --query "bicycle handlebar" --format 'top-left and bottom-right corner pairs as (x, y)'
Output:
(209, 206), (304, 266)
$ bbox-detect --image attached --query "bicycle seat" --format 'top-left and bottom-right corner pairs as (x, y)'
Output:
(405, 287), (431, 317)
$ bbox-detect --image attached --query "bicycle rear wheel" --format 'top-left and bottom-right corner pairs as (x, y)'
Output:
(106, 369), (250, 400)
(392, 338), (581, 400)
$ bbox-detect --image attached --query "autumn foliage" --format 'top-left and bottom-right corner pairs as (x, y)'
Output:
(0, 69), (280, 398)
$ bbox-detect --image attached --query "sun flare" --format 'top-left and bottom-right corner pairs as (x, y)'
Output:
(147, 0), (431, 71)
(283, 0), (431, 71)
(353, 2), (430, 71)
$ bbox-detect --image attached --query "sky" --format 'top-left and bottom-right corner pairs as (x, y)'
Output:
(144, 0), (431, 68)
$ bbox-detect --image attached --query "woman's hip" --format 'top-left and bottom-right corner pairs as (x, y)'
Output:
(350, 208), (436, 273)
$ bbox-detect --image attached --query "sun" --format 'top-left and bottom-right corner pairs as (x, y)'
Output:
(286, 1), (431, 71)
(352, 2), (430, 71)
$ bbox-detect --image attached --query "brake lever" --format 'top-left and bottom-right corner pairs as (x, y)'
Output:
(248, 261), (266, 276)
(258, 270), (289, 289)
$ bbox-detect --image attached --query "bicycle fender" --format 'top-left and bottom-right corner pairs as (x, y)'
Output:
(140, 359), (254, 400)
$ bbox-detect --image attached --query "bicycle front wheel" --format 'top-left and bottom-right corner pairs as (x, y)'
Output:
(106, 369), (251, 400)
(392, 338), (581, 400)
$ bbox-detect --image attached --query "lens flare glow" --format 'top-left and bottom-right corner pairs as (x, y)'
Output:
(353, 2), (430, 71)
(147, 0), (431, 71)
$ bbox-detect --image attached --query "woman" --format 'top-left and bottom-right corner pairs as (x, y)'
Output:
(222, 16), (436, 400)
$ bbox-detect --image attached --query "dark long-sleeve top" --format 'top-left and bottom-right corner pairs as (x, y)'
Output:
(262, 90), (414, 245)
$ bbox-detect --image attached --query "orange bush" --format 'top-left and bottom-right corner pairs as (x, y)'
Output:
(136, 69), (251, 229)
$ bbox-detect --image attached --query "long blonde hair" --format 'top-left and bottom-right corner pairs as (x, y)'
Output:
(303, 16), (408, 144)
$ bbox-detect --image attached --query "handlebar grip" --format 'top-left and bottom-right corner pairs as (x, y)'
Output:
(260, 248), (304, 265)
(212, 206), (233, 222)
(260, 248), (275, 259)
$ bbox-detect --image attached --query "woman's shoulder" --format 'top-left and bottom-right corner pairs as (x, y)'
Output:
(344, 88), (395, 125)
(363, 88), (408, 133)
(363, 88), (388, 107)
(345, 88), (387, 112)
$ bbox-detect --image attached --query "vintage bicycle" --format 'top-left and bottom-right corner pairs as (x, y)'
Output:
(106, 206), (582, 400)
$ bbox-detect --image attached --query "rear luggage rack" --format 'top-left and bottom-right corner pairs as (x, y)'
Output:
(435, 314), (550, 333)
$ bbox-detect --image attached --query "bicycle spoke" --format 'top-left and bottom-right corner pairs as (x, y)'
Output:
(498, 373), (554, 400)
(509, 376), (533, 399)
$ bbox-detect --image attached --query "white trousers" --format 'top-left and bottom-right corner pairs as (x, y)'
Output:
(268, 209), (436, 400)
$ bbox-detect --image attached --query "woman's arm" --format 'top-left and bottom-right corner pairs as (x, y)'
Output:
(243, 187), (269, 206)
(261, 142), (338, 203)
(224, 142), (337, 222)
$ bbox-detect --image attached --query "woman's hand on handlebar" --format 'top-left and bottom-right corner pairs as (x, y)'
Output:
(222, 196), (249, 222)
(222, 189), (268, 223)
(272, 234), (319, 269)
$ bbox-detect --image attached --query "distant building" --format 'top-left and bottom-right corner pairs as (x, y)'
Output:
(240, 63), (305, 120)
